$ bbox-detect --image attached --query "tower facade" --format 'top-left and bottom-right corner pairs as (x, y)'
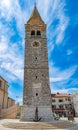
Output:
(21, 5), (53, 121)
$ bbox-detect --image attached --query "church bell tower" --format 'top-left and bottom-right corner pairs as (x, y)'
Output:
(21, 5), (53, 121)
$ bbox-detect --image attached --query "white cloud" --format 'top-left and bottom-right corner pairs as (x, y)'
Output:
(36, 0), (69, 60)
(0, 36), (8, 52)
(48, 42), (55, 56)
(37, 0), (51, 20)
(36, 0), (69, 59)
(0, 0), (24, 81)
(0, 50), (24, 81)
(49, 63), (78, 94)
(0, 0), (77, 98)
(37, 0), (69, 45)
(49, 64), (77, 83)
(0, 35), (24, 81)
(17, 97), (23, 105)
(50, 77), (64, 82)
(67, 50), (73, 55)
(51, 86), (78, 94)
(0, 0), (27, 35)
(55, 7), (69, 44)
(8, 89), (23, 105)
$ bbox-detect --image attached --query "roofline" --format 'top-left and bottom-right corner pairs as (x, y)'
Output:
(0, 76), (8, 83)
(0, 88), (8, 94)
(52, 95), (71, 98)
(8, 97), (15, 101)
(51, 93), (71, 95)
(51, 93), (71, 97)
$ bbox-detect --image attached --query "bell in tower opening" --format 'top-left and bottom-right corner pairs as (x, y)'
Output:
(20, 4), (54, 122)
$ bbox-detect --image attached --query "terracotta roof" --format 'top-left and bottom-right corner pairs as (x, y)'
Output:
(51, 93), (71, 98)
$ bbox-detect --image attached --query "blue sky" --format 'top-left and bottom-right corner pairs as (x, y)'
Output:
(0, 0), (78, 104)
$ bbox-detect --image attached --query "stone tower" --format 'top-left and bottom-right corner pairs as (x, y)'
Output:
(21, 5), (53, 121)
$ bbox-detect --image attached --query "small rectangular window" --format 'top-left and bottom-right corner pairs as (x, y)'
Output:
(0, 81), (2, 87)
(65, 98), (67, 101)
(36, 76), (37, 79)
(52, 105), (56, 109)
(68, 98), (71, 101)
(59, 105), (63, 109)
(52, 99), (55, 102)
(59, 99), (63, 102)
(37, 30), (41, 37)
(31, 30), (35, 37)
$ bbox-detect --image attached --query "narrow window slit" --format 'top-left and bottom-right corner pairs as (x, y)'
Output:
(36, 93), (38, 96)
(36, 76), (37, 79)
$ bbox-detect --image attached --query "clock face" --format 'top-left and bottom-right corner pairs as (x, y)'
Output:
(32, 41), (40, 48)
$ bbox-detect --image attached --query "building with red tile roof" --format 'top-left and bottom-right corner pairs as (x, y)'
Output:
(51, 92), (72, 117)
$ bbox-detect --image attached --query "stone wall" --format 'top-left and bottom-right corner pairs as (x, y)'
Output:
(0, 77), (8, 109)
(21, 6), (53, 121)
(21, 106), (53, 122)
(1, 104), (20, 119)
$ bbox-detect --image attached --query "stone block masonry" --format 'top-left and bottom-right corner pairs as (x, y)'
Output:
(21, 5), (54, 121)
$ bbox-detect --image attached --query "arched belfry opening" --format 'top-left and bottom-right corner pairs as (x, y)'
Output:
(31, 30), (35, 37)
(37, 30), (41, 36)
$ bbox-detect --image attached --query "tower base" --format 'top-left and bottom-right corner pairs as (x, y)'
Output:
(20, 105), (54, 122)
